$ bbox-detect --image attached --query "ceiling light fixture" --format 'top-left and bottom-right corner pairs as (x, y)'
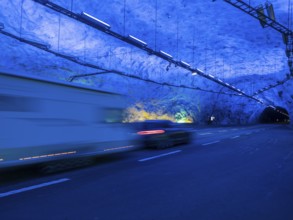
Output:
(159, 50), (173, 59)
(195, 68), (204, 74)
(80, 12), (111, 29)
(127, 35), (147, 47)
(180, 60), (190, 68)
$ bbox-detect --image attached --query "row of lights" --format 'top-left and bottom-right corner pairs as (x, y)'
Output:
(0, 25), (239, 96)
(268, 105), (290, 117)
(77, 7), (288, 109)
(34, 0), (252, 98)
(28, 1), (281, 109)
(34, 0), (292, 119)
(1, 3), (290, 123)
(78, 10), (247, 94)
(253, 77), (289, 96)
(80, 11), (177, 63)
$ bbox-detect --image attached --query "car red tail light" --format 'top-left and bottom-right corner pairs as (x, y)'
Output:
(137, 130), (165, 135)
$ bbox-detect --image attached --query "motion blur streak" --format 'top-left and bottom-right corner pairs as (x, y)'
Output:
(137, 130), (165, 135)
(19, 151), (77, 161)
(103, 145), (134, 152)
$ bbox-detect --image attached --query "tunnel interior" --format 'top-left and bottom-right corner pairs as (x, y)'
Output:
(259, 106), (290, 124)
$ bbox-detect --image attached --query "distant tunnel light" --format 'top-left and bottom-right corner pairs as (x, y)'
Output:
(0, 22), (4, 29)
(159, 50), (173, 59)
(208, 74), (215, 78)
(81, 12), (111, 29)
(127, 35), (147, 47)
(180, 60), (190, 67)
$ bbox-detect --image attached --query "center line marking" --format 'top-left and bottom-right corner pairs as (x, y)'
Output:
(138, 150), (182, 162)
(231, 136), (240, 139)
(0, 178), (70, 198)
(202, 141), (220, 146)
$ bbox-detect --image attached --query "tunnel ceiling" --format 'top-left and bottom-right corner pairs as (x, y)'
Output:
(0, 0), (293, 124)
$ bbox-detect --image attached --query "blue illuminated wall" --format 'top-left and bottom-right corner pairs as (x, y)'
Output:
(0, 0), (292, 124)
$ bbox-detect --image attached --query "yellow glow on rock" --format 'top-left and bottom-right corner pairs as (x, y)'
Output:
(177, 118), (193, 123)
(124, 106), (193, 123)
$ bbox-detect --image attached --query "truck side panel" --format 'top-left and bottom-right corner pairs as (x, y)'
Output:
(0, 72), (138, 168)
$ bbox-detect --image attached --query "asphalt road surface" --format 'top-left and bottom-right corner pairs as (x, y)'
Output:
(1, 124), (293, 220)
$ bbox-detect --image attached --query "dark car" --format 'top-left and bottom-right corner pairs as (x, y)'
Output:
(134, 120), (192, 149)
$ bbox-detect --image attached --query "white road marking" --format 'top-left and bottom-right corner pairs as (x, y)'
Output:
(199, 132), (212, 136)
(138, 150), (182, 162)
(0, 178), (70, 198)
(231, 135), (240, 139)
(218, 130), (227, 132)
(202, 141), (220, 146)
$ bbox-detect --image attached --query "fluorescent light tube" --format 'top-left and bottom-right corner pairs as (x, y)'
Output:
(195, 68), (204, 74)
(128, 35), (147, 47)
(180, 61), (190, 67)
(81, 12), (111, 29)
(159, 50), (173, 59)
